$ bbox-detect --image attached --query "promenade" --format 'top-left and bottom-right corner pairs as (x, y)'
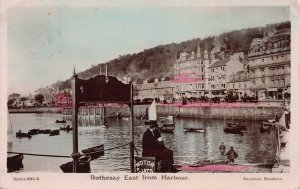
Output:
(8, 101), (286, 121)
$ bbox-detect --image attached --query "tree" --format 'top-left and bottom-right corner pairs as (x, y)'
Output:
(20, 97), (29, 102)
(8, 93), (21, 99)
(34, 94), (45, 104)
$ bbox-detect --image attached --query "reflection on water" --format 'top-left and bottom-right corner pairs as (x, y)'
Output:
(8, 113), (276, 172)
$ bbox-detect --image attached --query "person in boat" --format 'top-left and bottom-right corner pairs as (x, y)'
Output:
(219, 142), (226, 162)
(142, 121), (177, 172)
(225, 146), (238, 164)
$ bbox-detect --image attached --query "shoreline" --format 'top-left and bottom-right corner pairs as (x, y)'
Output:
(8, 102), (285, 121)
(9, 107), (63, 114)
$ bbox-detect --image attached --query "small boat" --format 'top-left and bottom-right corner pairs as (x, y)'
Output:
(157, 116), (174, 124)
(82, 144), (105, 160)
(60, 156), (91, 173)
(28, 129), (39, 135)
(159, 125), (175, 133)
(260, 122), (273, 133)
(184, 128), (205, 133)
(226, 122), (246, 130)
(224, 125), (243, 134)
(49, 130), (60, 136)
(16, 131), (32, 138)
(7, 154), (24, 172)
(99, 123), (108, 128)
(56, 120), (66, 124)
(39, 129), (51, 134)
(157, 116), (175, 133)
(146, 101), (175, 133)
(60, 125), (72, 131)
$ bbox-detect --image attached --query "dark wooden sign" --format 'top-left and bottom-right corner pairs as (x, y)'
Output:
(134, 157), (156, 173)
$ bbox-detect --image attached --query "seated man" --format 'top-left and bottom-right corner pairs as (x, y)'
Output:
(142, 121), (177, 172)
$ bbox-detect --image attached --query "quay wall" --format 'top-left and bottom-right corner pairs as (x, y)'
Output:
(9, 104), (285, 121)
(9, 107), (62, 114)
(78, 104), (284, 121)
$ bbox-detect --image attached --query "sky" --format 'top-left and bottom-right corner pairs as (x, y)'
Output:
(7, 6), (289, 95)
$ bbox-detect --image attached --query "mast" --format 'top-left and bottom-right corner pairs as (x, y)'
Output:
(71, 67), (79, 172)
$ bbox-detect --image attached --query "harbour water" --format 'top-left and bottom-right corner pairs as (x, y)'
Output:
(8, 113), (277, 173)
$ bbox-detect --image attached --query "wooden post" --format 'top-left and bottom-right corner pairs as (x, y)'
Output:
(88, 107), (90, 124)
(130, 83), (134, 173)
(103, 105), (106, 125)
(71, 70), (79, 172)
(94, 107), (96, 126)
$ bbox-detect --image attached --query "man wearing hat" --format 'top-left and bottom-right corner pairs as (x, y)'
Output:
(142, 120), (177, 172)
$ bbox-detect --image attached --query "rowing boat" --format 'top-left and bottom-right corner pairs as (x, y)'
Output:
(60, 156), (91, 173)
(184, 128), (205, 133)
(82, 145), (105, 160)
(7, 154), (24, 172)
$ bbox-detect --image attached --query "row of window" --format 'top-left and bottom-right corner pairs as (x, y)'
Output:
(249, 54), (290, 65)
(210, 66), (225, 73)
(175, 59), (205, 69)
(250, 66), (289, 77)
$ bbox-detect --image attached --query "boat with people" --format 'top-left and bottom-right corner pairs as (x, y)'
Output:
(159, 125), (175, 133)
(60, 125), (72, 131)
(16, 130), (32, 138)
(28, 129), (39, 135)
(49, 129), (60, 136)
(184, 128), (205, 133)
(56, 120), (66, 124)
(226, 122), (247, 130)
(82, 144), (105, 160)
(39, 129), (51, 134)
(60, 155), (91, 173)
(223, 125), (243, 134)
(7, 154), (24, 172)
(157, 116), (175, 133)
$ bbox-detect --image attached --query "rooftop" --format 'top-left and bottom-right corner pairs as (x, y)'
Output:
(208, 59), (230, 68)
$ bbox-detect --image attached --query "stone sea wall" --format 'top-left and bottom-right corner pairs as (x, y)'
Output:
(9, 104), (285, 121)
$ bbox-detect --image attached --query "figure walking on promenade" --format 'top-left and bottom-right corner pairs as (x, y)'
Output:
(219, 142), (226, 162)
(225, 146), (238, 164)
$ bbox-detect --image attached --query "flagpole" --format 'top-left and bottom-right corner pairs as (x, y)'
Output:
(71, 68), (79, 172)
(130, 82), (134, 173)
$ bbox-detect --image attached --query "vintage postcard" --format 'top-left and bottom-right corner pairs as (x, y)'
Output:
(0, 0), (299, 189)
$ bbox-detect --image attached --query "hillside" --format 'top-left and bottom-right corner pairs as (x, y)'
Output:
(52, 21), (290, 90)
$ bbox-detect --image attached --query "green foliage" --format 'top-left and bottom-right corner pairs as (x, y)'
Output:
(54, 21), (289, 90)
(34, 94), (45, 104)
(9, 93), (21, 99)
(20, 97), (29, 102)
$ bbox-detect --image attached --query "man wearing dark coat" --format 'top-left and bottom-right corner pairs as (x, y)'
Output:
(142, 121), (177, 172)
